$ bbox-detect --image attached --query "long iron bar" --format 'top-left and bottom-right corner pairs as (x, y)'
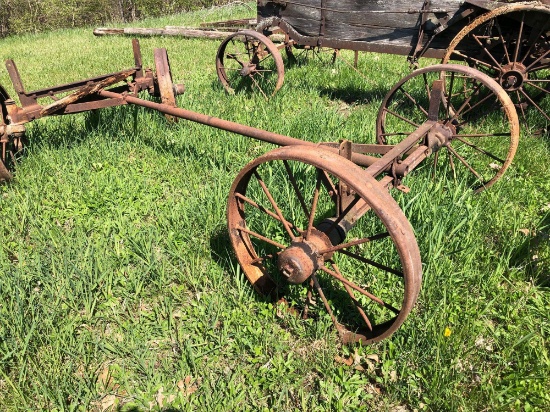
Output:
(98, 89), (381, 168)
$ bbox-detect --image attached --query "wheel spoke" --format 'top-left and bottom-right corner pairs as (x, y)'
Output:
(235, 192), (302, 233)
(305, 171), (322, 240)
(525, 48), (550, 72)
(514, 90), (527, 119)
(524, 80), (550, 94)
(431, 150), (440, 180)
(250, 253), (278, 265)
(319, 266), (400, 314)
(524, 78), (550, 84)
(445, 71), (456, 118)
(383, 108), (421, 128)
(512, 12), (525, 68)
(449, 78), (486, 120)
(257, 53), (273, 65)
(400, 86), (429, 117)
(318, 232), (390, 254)
(237, 226), (287, 250)
(495, 19), (511, 65)
(331, 262), (373, 331)
(472, 34), (505, 72)
(249, 74), (269, 100)
(454, 87), (495, 120)
(520, 19), (550, 65)
(283, 160), (310, 219)
(448, 149), (457, 179)
(253, 170), (296, 240)
(452, 50), (499, 72)
(446, 145), (485, 182)
(453, 136), (505, 164)
(518, 87), (550, 122)
(311, 274), (340, 327)
(319, 169), (339, 208)
(337, 248), (403, 278)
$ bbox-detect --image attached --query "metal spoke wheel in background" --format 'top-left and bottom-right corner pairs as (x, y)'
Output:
(442, 4), (550, 124)
(227, 145), (422, 344)
(216, 30), (284, 98)
(376, 64), (519, 192)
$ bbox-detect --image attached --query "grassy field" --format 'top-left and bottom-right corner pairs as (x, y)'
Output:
(0, 3), (549, 411)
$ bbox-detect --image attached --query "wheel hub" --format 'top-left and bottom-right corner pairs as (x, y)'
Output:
(499, 63), (527, 91)
(277, 229), (333, 284)
(428, 123), (455, 151)
(240, 63), (257, 77)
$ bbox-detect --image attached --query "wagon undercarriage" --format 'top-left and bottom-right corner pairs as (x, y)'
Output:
(215, 1), (550, 125)
(0, 32), (521, 344)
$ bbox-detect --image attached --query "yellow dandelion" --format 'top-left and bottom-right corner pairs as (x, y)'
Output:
(444, 327), (452, 337)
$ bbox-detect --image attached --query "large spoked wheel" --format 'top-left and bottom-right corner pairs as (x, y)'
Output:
(377, 64), (520, 192)
(442, 4), (550, 123)
(216, 30), (284, 98)
(227, 146), (422, 344)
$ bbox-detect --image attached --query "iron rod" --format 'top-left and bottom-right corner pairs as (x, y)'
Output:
(98, 89), (380, 168)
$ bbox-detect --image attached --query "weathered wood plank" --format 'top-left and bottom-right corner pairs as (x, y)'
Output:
(93, 27), (233, 40)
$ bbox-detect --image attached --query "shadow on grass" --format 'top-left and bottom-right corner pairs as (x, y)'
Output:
(120, 408), (184, 412)
(510, 212), (550, 287)
(208, 224), (388, 330)
(318, 85), (388, 106)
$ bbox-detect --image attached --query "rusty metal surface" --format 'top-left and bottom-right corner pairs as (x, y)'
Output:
(441, 3), (550, 122)
(376, 64), (520, 192)
(216, 29), (285, 97)
(98, 88), (382, 168)
(0, 41), (520, 344)
(226, 145), (422, 344)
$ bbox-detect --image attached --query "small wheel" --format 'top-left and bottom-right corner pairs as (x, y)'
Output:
(216, 30), (284, 98)
(376, 64), (519, 192)
(442, 4), (550, 123)
(154, 48), (178, 122)
(227, 145), (422, 344)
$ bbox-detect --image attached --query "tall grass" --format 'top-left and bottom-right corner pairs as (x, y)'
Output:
(0, 3), (548, 411)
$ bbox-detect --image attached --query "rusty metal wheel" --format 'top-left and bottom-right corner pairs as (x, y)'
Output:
(216, 30), (284, 98)
(0, 86), (24, 182)
(154, 48), (180, 122)
(442, 4), (550, 124)
(377, 64), (519, 192)
(227, 145), (422, 344)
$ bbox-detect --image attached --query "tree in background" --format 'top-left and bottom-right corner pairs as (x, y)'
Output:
(0, 0), (226, 37)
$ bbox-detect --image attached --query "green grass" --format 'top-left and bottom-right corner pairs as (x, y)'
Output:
(0, 3), (549, 411)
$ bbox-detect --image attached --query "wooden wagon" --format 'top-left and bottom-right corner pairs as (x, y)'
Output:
(216, 0), (550, 122)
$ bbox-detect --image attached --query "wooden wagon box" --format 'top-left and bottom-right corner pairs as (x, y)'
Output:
(257, 0), (550, 58)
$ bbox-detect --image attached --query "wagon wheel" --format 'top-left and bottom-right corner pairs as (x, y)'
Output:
(442, 4), (550, 124)
(154, 48), (178, 122)
(377, 64), (519, 192)
(216, 30), (284, 98)
(227, 145), (422, 344)
(0, 99), (11, 181)
(0, 87), (25, 182)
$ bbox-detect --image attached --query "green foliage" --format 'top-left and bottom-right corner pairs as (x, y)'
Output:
(0, 0), (230, 37)
(0, 3), (549, 411)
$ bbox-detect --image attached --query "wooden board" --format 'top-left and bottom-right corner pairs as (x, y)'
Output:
(258, 0), (466, 45)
